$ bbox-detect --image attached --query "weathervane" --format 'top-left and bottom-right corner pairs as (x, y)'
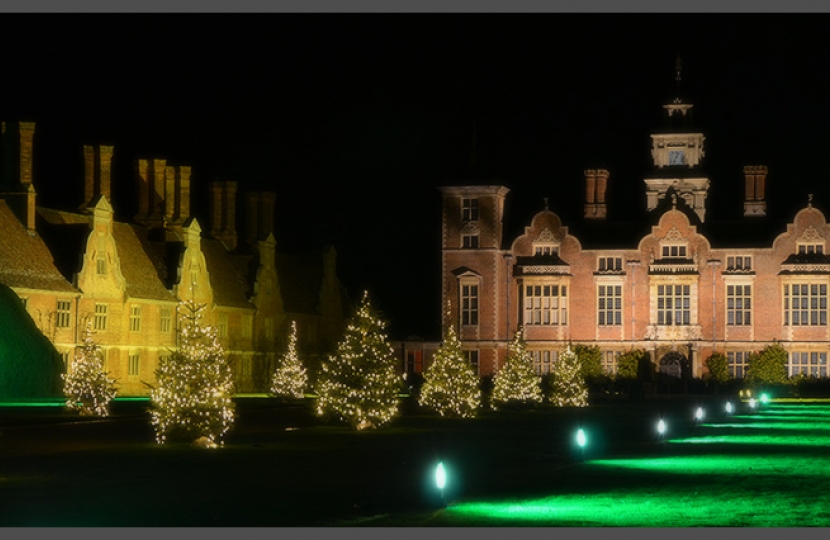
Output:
(674, 56), (683, 103)
(809, 193), (814, 207)
(543, 197), (549, 211)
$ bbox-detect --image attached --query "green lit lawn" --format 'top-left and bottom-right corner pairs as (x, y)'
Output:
(3, 399), (830, 526)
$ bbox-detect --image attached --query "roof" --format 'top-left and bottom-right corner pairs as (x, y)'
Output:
(201, 238), (255, 309)
(276, 250), (324, 315)
(113, 223), (177, 302)
(0, 202), (77, 293)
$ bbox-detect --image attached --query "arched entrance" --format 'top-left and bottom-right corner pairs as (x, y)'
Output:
(659, 351), (686, 379)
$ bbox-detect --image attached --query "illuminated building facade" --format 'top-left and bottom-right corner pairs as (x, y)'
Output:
(0, 122), (347, 396)
(421, 84), (830, 382)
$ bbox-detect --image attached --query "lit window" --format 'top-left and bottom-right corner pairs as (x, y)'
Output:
(460, 283), (479, 326)
(462, 198), (479, 222)
(240, 356), (252, 377)
(264, 317), (274, 341)
(523, 284), (568, 325)
(96, 256), (107, 275)
(726, 285), (752, 326)
(218, 313), (228, 339)
(241, 314), (252, 339)
(464, 350), (479, 375)
(784, 283), (827, 326)
(462, 234), (479, 249)
(128, 354), (140, 376)
(534, 245), (558, 256)
(129, 305), (141, 332)
(531, 350), (556, 375)
(656, 284), (690, 325)
(727, 352), (749, 378)
(94, 303), (108, 331)
(726, 256), (752, 271)
(598, 257), (622, 272)
(789, 352), (828, 377)
(56, 300), (71, 328)
(160, 306), (172, 333)
(798, 244), (824, 255)
(661, 245), (688, 258)
(598, 284), (622, 325)
(603, 351), (618, 374)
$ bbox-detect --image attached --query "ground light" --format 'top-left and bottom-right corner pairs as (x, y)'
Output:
(749, 398), (757, 409)
(435, 461), (447, 506)
(576, 428), (587, 460)
(725, 401), (733, 415)
(760, 393), (770, 404)
(694, 406), (704, 423)
(657, 418), (666, 441)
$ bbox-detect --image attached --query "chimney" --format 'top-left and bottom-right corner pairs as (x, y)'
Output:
(743, 165), (768, 217)
(18, 122), (34, 187)
(99, 145), (113, 202)
(584, 169), (608, 219)
(150, 159), (166, 223)
(165, 165), (177, 223)
(209, 181), (238, 251)
(83, 145), (95, 206)
(260, 191), (275, 239)
(224, 181), (238, 250)
(177, 166), (191, 221)
(245, 192), (260, 243)
(82, 145), (114, 209)
(135, 159), (150, 222)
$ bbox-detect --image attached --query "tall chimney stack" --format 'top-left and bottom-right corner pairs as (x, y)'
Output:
(743, 165), (768, 217)
(584, 169), (608, 219)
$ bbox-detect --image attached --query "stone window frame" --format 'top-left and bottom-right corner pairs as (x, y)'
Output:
(522, 280), (568, 326)
(783, 281), (828, 326)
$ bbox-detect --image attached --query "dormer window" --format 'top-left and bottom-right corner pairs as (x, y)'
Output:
(462, 198), (479, 222)
(798, 244), (824, 255)
(96, 256), (107, 275)
(534, 245), (558, 256)
(598, 256), (623, 272)
(726, 256), (752, 271)
(661, 245), (687, 258)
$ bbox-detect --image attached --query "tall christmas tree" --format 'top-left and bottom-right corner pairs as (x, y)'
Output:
(62, 321), (117, 417)
(419, 325), (481, 417)
(271, 320), (307, 399)
(149, 299), (236, 446)
(550, 345), (588, 407)
(315, 291), (400, 430)
(491, 329), (543, 409)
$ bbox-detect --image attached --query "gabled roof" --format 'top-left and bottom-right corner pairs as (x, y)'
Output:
(201, 238), (255, 309)
(113, 223), (177, 302)
(0, 201), (77, 293)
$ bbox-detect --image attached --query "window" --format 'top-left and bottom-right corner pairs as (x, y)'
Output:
(798, 244), (824, 254)
(598, 285), (622, 325)
(603, 351), (618, 375)
(61, 351), (70, 373)
(96, 256), (107, 275)
(523, 284), (568, 325)
(790, 352), (828, 377)
(94, 303), (108, 331)
(218, 313), (228, 339)
(464, 350), (479, 374)
(462, 198), (479, 221)
(239, 356), (252, 377)
(726, 285), (752, 326)
(20, 297), (28, 309)
(160, 306), (172, 333)
(128, 354), (140, 376)
(129, 305), (141, 332)
(460, 283), (479, 326)
(598, 257), (622, 272)
(726, 256), (752, 271)
(727, 352), (749, 378)
(656, 284), (690, 325)
(784, 283), (827, 326)
(241, 314), (252, 339)
(531, 350), (557, 375)
(661, 245), (688, 258)
(462, 233), (479, 249)
(264, 317), (274, 341)
(534, 245), (558, 256)
(56, 300), (71, 328)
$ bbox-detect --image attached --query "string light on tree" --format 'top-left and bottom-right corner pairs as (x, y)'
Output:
(550, 345), (589, 407)
(419, 325), (481, 417)
(270, 320), (307, 400)
(491, 329), (543, 409)
(315, 291), (400, 430)
(149, 299), (236, 446)
(62, 321), (117, 417)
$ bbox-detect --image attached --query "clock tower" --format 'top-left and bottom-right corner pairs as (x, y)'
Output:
(644, 58), (711, 222)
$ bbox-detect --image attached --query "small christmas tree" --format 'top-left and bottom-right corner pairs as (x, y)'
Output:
(150, 299), (235, 446)
(271, 320), (307, 399)
(62, 322), (117, 416)
(550, 345), (588, 407)
(491, 329), (542, 409)
(315, 291), (400, 430)
(419, 325), (481, 417)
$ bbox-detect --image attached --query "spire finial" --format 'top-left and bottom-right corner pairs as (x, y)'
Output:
(809, 193), (814, 207)
(543, 197), (549, 210)
(674, 56), (683, 102)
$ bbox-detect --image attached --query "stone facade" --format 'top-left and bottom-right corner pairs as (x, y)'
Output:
(0, 121), (347, 396)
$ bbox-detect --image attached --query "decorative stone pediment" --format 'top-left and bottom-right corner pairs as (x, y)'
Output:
(664, 226), (685, 242)
(644, 325), (703, 341)
(799, 225), (824, 242)
(460, 221), (480, 234)
(536, 226), (559, 243)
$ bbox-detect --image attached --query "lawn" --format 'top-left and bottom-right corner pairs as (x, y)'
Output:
(0, 396), (828, 526)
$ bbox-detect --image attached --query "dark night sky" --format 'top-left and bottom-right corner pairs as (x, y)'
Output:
(1, 14), (830, 339)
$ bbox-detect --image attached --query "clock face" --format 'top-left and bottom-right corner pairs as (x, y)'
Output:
(668, 150), (685, 166)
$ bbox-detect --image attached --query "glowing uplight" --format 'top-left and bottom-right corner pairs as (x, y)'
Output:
(760, 393), (770, 404)
(725, 402), (734, 414)
(576, 428), (587, 448)
(657, 419), (666, 436)
(435, 461), (447, 490)
(749, 398), (757, 409)
(695, 407), (704, 421)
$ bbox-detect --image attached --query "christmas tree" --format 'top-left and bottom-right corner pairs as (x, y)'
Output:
(315, 291), (400, 430)
(419, 325), (480, 417)
(62, 322), (117, 416)
(491, 329), (542, 409)
(149, 299), (236, 446)
(550, 345), (588, 407)
(271, 320), (307, 399)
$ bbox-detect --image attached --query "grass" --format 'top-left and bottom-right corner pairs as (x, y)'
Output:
(1, 397), (829, 525)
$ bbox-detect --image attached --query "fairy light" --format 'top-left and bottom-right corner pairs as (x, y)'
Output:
(491, 329), (543, 410)
(549, 345), (589, 407)
(271, 320), (307, 399)
(62, 321), (117, 417)
(419, 325), (481, 417)
(149, 299), (236, 445)
(315, 291), (400, 430)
